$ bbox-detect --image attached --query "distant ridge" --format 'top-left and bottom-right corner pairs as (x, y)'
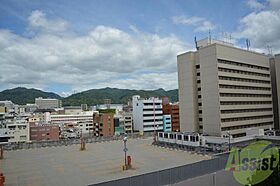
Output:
(0, 87), (178, 106)
(0, 87), (61, 105)
(63, 87), (178, 106)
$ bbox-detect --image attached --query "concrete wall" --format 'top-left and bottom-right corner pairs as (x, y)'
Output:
(270, 57), (279, 129)
(274, 54), (280, 129)
(199, 45), (221, 136)
(177, 52), (199, 132)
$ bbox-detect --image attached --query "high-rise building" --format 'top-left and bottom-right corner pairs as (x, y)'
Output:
(178, 38), (274, 138)
(132, 95), (163, 133)
(35, 97), (61, 109)
(270, 54), (280, 129)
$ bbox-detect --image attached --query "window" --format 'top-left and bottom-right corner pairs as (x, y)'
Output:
(218, 59), (269, 71)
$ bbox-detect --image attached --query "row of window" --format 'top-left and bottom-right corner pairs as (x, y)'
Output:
(219, 84), (271, 91)
(220, 93), (271, 98)
(144, 124), (163, 128)
(143, 119), (163, 122)
(218, 59), (269, 71)
(143, 108), (162, 111)
(143, 103), (161, 106)
(221, 115), (272, 122)
(221, 122), (273, 131)
(143, 114), (163, 117)
(220, 101), (272, 105)
(218, 67), (270, 77)
(159, 133), (200, 142)
(219, 76), (270, 84)
(221, 108), (272, 114)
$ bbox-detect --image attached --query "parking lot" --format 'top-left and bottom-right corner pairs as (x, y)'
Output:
(0, 137), (210, 186)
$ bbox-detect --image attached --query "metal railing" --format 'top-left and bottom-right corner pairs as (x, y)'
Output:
(1, 132), (153, 151)
(89, 155), (228, 186)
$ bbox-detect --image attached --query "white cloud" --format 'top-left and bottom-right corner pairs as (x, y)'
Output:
(268, 0), (280, 9)
(172, 15), (216, 32)
(234, 8), (280, 53)
(247, 0), (265, 10)
(0, 10), (191, 93)
(28, 10), (69, 33)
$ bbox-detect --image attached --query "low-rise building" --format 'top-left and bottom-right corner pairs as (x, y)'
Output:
(30, 125), (59, 141)
(35, 97), (61, 109)
(6, 119), (30, 143)
(162, 100), (180, 132)
(163, 115), (172, 132)
(93, 113), (114, 137)
(78, 121), (94, 137)
(123, 112), (133, 133)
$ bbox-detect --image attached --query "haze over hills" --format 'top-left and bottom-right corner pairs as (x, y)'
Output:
(0, 87), (178, 106)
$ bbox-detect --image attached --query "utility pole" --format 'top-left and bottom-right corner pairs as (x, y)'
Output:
(227, 131), (231, 151)
(153, 97), (156, 143)
(123, 137), (128, 170)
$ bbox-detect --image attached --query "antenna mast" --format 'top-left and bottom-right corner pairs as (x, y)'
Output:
(194, 36), (198, 50)
(246, 39), (250, 51)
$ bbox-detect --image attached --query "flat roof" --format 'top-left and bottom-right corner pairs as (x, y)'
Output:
(0, 137), (209, 186)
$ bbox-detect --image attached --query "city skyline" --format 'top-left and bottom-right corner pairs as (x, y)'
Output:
(0, 0), (280, 96)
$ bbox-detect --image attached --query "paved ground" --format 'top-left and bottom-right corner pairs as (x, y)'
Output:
(0, 137), (210, 186)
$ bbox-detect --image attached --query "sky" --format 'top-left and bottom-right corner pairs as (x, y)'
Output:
(0, 0), (280, 96)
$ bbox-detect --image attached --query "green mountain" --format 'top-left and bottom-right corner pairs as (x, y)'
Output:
(0, 87), (178, 106)
(0, 87), (61, 105)
(62, 87), (178, 106)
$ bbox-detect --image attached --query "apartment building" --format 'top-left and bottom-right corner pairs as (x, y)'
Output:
(92, 113), (114, 137)
(132, 95), (163, 133)
(50, 112), (94, 125)
(163, 115), (172, 132)
(178, 38), (274, 138)
(35, 97), (61, 109)
(30, 125), (60, 141)
(6, 119), (30, 143)
(123, 112), (133, 133)
(0, 104), (6, 114)
(78, 121), (94, 137)
(162, 100), (180, 132)
(114, 116), (124, 135)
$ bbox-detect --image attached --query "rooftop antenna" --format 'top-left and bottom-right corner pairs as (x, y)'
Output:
(194, 36), (199, 50)
(208, 30), (212, 44)
(246, 39), (250, 51)
(267, 45), (273, 56)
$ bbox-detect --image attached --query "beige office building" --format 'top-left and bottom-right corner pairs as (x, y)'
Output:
(270, 54), (280, 129)
(178, 38), (274, 138)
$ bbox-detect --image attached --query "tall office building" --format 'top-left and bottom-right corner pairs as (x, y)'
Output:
(132, 95), (163, 133)
(178, 38), (274, 138)
(270, 54), (280, 129)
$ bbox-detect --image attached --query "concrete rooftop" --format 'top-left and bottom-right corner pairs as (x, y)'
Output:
(0, 137), (209, 186)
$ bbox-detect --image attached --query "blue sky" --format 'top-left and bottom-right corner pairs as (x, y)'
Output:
(0, 0), (279, 96)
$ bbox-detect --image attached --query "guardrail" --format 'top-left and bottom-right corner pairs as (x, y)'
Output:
(89, 155), (228, 186)
(1, 132), (154, 151)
